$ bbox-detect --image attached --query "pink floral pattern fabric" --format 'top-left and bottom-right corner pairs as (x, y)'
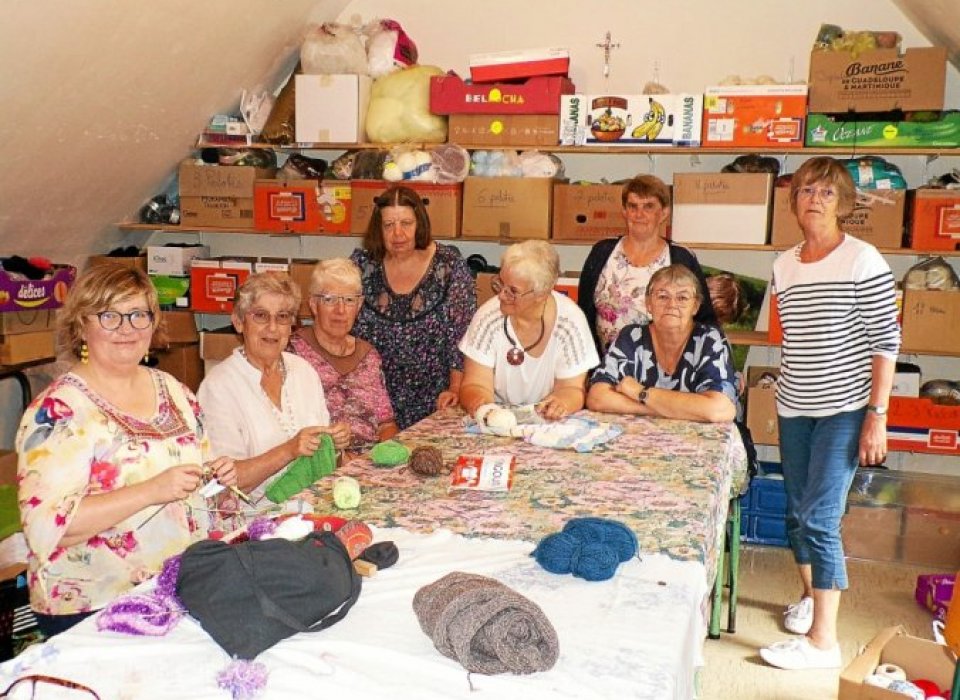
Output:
(594, 240), (670, 351)
(15, 370), (213, 615)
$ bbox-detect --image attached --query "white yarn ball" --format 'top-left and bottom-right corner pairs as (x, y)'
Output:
(486, 408), (518, 431)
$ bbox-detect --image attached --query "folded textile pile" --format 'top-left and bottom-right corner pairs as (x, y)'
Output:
(465, 415), (623, 452)
(412, 571), (559, 675)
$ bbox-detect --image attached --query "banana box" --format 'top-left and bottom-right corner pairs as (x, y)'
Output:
(559, 94), (703, 146)
(701, 85), (808, 149)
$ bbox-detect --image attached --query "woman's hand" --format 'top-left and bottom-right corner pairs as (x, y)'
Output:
(616, 376), (642, 402)
(205, 456), (237, 487)
(320, 422), (352, 451)
(536, 395), (568, 421)
(859, 412), (888, 466)
(148, 464), (204, 505)
(436, 390), (459, 410)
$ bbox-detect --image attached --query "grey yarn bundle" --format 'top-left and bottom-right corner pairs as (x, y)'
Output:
(412, 571), (559, 675)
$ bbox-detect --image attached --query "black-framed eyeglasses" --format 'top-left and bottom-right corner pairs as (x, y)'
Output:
(312, 293), (363, 308)
(0, 674), (102, 699)
(92, 310), (154, 331)
(490, 276), (536, 301)
(246, 309), (297, 326)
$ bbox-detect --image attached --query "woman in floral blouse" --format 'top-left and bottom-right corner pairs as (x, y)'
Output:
(351, 185), (476, 429)
(16, 265), (236, 636)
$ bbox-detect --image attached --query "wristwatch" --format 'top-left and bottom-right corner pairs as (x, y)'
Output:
(638, 388), (649, 405)
(866, 404), (888, 416)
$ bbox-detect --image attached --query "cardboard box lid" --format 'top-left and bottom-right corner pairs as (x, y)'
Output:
(673, 173), (772, 206)
(704, 84), (808, 97)
(469, 47), (569, 67)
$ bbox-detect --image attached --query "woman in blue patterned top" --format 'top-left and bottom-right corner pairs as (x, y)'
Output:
(587, 264), (737, 423)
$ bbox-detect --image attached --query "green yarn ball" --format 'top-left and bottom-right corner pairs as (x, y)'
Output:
(371, 440), (410, 467)
(333, 476), (361, 510)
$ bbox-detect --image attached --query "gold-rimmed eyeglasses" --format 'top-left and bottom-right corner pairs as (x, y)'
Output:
(650, 290), (696, 307)
(797, 186), (838, 203)
(246, 309), (297, 326)
(312, 293), (363, 307)
(490, 276), (536, 301)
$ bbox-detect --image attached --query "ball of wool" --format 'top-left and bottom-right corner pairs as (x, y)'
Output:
(247, 517), (279, 542)
(216, 659), (269, 700)
(569, 540), (620, 582)
(371, 440), (410, 467)
(154, 554), (182, 600)
(563, 517), (638, 563)
(336, 519), (374, 559)
(409, 445), (444, 476)
(333, 476), (361, 509)
(96, 593), (183, 636)
(531, 532), (580, 574)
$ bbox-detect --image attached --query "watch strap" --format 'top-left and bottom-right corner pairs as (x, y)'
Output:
(866, 404), (887, 416)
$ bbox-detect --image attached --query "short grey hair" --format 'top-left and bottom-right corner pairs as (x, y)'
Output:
(232, 271), (301, 319)
(500, 240), (560, 294)
(645, 264), (703, 303)
(309, 258), (361, 295)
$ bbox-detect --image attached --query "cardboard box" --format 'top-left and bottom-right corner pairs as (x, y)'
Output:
(772, 187), (906, 249)
(152, 310), (199, 348)
(806, 111), (960, 149)
(842, 505), (902, 562)
(200, 328), (242, 361)
(909, 189), (960, 252)
(349, 181), (462, 237)
(671, 173), (772, 245)
(154, 343), (203, 394)
(0, 310), (56, 336)
(887, 396), (960, 455)
(461, 177), (554, 240)
(891, 363), (921, 397)
(0, 265), (75, 313)
(147, 245), (210, 276)
(551, 183), (623, 241)
(701, 85), (807, 149)
(554, 271), (580, 303)
(746, 366), (779, 446)
(189, 258), (254, 314)
(294, 74), (372, 144)
(87, 254), (146, 272)
(809, 47), (947, 113)
(901, 289), (960, 355)
(430, 74), (575, 115)
(559, 94), (703, 147)
(469, 47), (569, 83)
(253, 180), (351, 234)
(0, 330), (56, 365)
(839, 626), (954, 700)
(178, 162), (270, 229)
(447, 114), (559, 147)
(287, 260), (319, 318)
(902, 508), (960, 569)
(0, 450), (16, 487)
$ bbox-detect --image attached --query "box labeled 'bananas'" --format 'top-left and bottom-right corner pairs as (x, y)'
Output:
(559, 94), (703, 146)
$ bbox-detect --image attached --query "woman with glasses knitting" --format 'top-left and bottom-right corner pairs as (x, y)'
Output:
(586, 264), (737, 422)
(459, 240), (599, 425)
(759, 157), (899, 671)
(288, 258), (397, 451)
(350, 185), (476, 429)
(198, 272), (351, 502)
(15, 264), (237, 637)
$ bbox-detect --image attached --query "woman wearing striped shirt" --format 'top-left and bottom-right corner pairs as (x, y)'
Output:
(760, 157), (899, 671)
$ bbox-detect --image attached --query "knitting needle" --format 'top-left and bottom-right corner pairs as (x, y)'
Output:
(136, 503), (169, 530)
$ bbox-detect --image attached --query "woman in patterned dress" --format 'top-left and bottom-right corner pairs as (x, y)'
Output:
(288, 258), (397, 451)
(16, 265), (237, 636)
(577, 174), (716, 356)
(587, 264), (737, 422)
(351, 185), (476, 429)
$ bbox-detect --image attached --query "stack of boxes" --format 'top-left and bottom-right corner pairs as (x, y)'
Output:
(0, 265), (74, 365)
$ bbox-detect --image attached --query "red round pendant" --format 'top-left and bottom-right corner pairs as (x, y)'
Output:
(506, 347), (525, 365)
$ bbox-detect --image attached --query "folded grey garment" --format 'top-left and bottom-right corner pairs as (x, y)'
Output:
(412, 571), (559, 675)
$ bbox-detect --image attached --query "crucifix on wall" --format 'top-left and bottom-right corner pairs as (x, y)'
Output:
(596, 31), (620, 78)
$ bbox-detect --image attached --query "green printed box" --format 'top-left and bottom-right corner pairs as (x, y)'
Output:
(806, 112), (960, 149)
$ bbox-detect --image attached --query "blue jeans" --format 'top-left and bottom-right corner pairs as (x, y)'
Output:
(779, 408), (865, 591)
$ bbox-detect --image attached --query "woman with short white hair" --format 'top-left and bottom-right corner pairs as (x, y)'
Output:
(459, 240), (599, 422)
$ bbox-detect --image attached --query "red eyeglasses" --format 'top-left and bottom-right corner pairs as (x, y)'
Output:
(0, 674), (101, 699)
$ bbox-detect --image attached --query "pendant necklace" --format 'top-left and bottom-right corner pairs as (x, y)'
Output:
(503, 314), (545, 366)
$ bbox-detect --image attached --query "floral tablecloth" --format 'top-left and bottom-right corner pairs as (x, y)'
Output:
(331, 408), (748, 588)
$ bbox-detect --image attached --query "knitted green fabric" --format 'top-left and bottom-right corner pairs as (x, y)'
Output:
(370, 440), (410, 467)
(265, 434), (337, 504)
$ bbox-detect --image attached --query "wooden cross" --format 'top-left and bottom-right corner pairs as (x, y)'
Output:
(596, 31), (620, 78)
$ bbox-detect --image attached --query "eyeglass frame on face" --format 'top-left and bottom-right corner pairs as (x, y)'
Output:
(245, 309), (297, 326)
(490, 275), (537, 301)
(650, 289), (697, 307)
(90, 309), (154, 331)
(0, 673), (102, 699)
(312, 292), (363, 308)
(796, 185), (838, 203)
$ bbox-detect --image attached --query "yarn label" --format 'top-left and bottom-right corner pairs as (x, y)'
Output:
(451, 454), (515, 491)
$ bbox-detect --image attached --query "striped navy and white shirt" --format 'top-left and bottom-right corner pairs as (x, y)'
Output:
(772, 235), (900, 417)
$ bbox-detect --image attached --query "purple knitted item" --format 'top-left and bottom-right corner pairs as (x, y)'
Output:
(95, 593), (183, 636)
(247, 517), (278, 541)
(154, 554), (182, 601)
(216, 659), (269, 700)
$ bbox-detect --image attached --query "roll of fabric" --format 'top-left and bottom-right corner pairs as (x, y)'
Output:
(412, 572), (559, 675)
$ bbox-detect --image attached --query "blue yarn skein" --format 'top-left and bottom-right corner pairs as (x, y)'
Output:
(531, 532), (579, 574)
(570, 540), (619, 581)
(563, 517), (638, 563)
(533, 518), (639, 582)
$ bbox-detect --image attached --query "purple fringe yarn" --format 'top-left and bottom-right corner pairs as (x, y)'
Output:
(216, 659), (269, 700)
(247, 517), (278, 541)
(95, 593), (183, 636)
(154, 554), (182, 601)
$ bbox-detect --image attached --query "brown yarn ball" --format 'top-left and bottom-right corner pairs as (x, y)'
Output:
(409, 446), (445, 477)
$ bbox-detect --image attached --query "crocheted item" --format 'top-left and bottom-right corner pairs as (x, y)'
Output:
(413, 571), (559, 675)
(333, 476), (361, 509)
(532, 517), (638, 582)
(409, 445), (445, 476)
(216, 659), (269, 700)
(265, 434), (337, 503)
(247, 517), (279, 541)
(95, 593), (183, 636)
(370, 439), (410, 467)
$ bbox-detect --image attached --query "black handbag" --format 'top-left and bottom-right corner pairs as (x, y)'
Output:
(176, 531), (361, 659)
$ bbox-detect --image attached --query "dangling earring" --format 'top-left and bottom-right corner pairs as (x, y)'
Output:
(143, 350), (150, 364)
(80, 342), (89, 365)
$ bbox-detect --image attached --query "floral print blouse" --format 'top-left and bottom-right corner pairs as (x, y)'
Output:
(15, 370), (212, 615)
(594, 239), (670, 352)
(288, 330), (395, 451)
(350, 244), (476, 429)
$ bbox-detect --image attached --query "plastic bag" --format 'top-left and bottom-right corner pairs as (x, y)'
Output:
(364, 19), (418, 79)
(301, 22), (367, 75)
(365, 65), (447, 144)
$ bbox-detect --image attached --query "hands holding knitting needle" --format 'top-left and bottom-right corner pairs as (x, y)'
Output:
(137, 457), (243, 530)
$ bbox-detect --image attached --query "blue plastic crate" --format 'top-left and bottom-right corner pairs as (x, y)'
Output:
(740, 462), (789, 547)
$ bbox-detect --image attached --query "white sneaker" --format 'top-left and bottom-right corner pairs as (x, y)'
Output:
(760, 637), (841, 670)
(783, 596), (813, 634)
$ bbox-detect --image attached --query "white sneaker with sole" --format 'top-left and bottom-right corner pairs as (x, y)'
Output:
(760, 637), (842, 670)
(783, 596), (813, 634)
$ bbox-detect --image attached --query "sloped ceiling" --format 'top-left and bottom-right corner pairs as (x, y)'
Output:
(894, 0), (960, 70)
(0, 0), (345, 265)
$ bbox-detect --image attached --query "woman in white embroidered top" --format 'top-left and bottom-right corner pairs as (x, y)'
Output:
(458, 240), (599, 424)
(759, 157), (899, 671)
(198, 273), (351, 501)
